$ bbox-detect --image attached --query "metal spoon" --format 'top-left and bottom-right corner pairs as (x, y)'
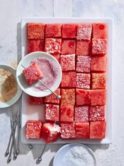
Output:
(36, 144), (47, 164)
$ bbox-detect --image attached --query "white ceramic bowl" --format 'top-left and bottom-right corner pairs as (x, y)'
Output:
(16, 51), (62, 97)
(0, 64), (22, 108)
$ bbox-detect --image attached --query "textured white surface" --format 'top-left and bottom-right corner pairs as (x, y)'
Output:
(0, 0), (124, 166)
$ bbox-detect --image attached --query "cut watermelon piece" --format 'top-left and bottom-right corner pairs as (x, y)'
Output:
(45, 104), (59, 122)
(41, 123), (60, 143)
(62, 24), (77, 38)
(90, 121), (106, 139)
(75, 106), (89, 122)
(23, 62), (43, 85)
(27, 39), (44, 53)
(44, 89), (60, 104)
(91, 56), (107, 72)
(27, 23), (45, 39)
(25, 120), (42, 139)
(62, 40), (76, 54)
(61, 72), (76, 88)
(77, 24), (92, 40)
(61, 89), (75, 105)
(90, 90), (106, 106)
(76, 41), (90, 56)
(76, 56), (91, 73)
(45, 38), (62, 54)
(45, 24), (62, 37)
(76, 89), (90, 106)
(92, 39), (107, 55)
(90, 106), (105, 121)
(75, 122), (90, 139)
(60, 54), (75, 71)
(92, 73), (106, 89)
(28, 96), (43, 105)
(93, 23), (108, 39)
(60, 105), (74, 123)
(76, 73), (90, 89)
(61, 123), (76, 139)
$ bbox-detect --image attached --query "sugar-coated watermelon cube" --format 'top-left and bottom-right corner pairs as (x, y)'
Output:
(60, 54), (75, 71)
(93, 23), (108, 39)
(61, 89), (75, 105)
(27, 23), (45, 39)
(75, 122), (90, 139)
(92, 39), (107, 55)
(23, 62), (43, 85)
(61, 123), (76, 139)
(28, 96), (43, 105)
(76, 89), (90, 106)
(62, 40), (76, 54)
(90, 121), (106, 139)
(77, 24), (92, 40)
(25, 120), (42, 139)
(76, 41), (90, 56)
(61, 72), (76, 88)
(45, 104), (59, 122)
(75, 106), (89, 122)
(60, 105), (74, 122)
(44, 89), (60, 104)
(76, 56), (91, 73)
(92, 73), (106, 89)
(27, 40), (44, 53)
(90, 90), (106, 106)
(62, 24), (77, 38)
(91, 56), (107, 72)
(76, 73), (90, 89)
(45, 38), (62, 54)
(45, 24), (62, 37)
(90, 106), (105, 121)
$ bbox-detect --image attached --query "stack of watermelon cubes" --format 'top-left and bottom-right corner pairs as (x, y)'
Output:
(25, 22), (108, 142)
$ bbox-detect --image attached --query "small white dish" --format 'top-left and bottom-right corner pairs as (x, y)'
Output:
(16, 51), (62, 97)
(53, 144), (96, 166)
(0, 65), (22, 108)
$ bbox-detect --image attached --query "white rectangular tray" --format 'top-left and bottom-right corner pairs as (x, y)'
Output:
(21, 17), (112, 144)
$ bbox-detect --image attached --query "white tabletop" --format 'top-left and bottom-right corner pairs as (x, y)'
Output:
(0, 0), (124, 165)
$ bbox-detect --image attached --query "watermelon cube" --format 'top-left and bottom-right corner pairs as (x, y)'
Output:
(76, 73), (90, 89)
(61, 123), (76, 139)
(76, 56), (91, 73)
(45, 104), (59, 122)
(44, 89), (60, 104)
(25, 120), (42, 139)
(60, 54), (75, 71)
(62, 40), (76, 54)
(45, 38), (62, 54)
(61, 72), (76, 88)
(90, 106), (105, 121)
(90, 90), (106, 106)
(92, 73), (106, 89)
(92, 39), (107, 55)
(61, 89), (75, 105)
(75, 106), (89, 122)
(23, 62), (43, 85)
(76, 41), (90, 56)
(27, 23), (45, 39)
(60, 105), (74, 123)
(45, 24), (62, 37)
(28, 96), (43, 105)
(77, 24), (92, 40)
(91, 56), (107, 72)
(90, 121), (106, 139)
(93, 23), (108, 39)
(75, 122), (90, 139)
(62, 24), (77, 38)
(27, 39), (44, 53)
(76, 89), (90, 106)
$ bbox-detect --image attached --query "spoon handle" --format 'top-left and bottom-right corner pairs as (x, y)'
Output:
(36, 144), (47, 164)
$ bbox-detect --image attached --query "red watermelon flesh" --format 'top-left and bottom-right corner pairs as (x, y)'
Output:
(76, 41), (90, 56)
(62, 40), (76, 54)
(60, 105), (74, 123)
(61, 89), (75, 106)
(45, 24), (62, 37)
(91, 56), (106, 72)
(93, 23), (108, 39)
(27, 39), (44, 53)
(62, 24), (77, 38)
(92, 73), (106, 89)
(76, 89), (90, 106)
(61, 72), (76, 88)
